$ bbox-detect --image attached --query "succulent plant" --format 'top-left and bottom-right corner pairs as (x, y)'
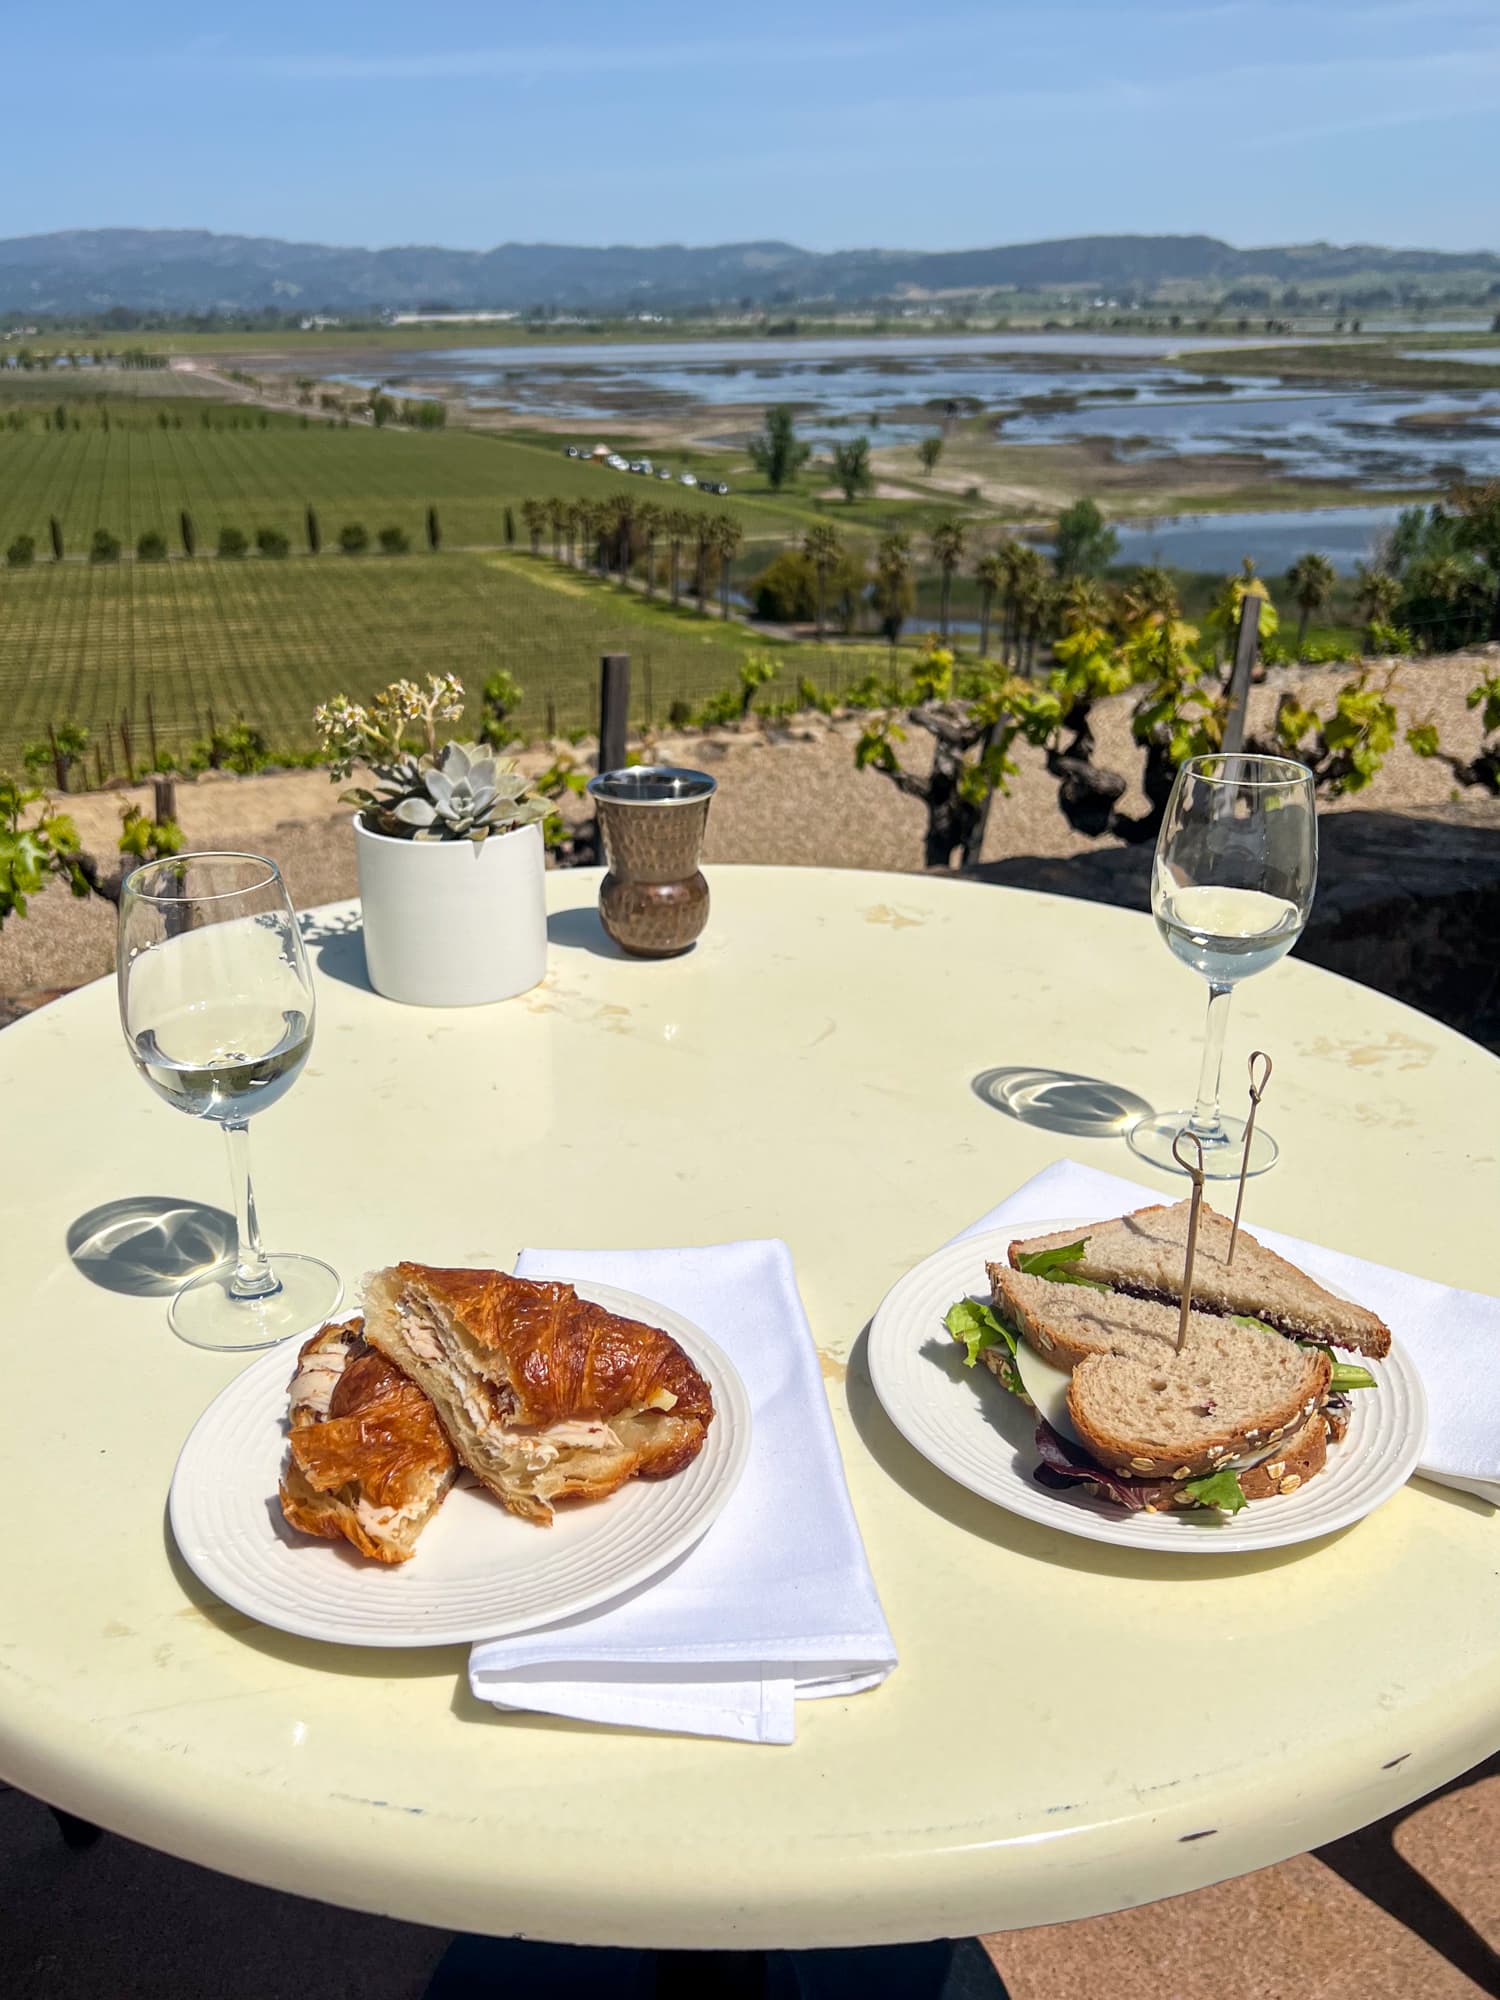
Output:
(369, 741), (548, 843)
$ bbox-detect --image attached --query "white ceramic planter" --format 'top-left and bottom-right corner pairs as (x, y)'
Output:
(353, 817), (546, 1006)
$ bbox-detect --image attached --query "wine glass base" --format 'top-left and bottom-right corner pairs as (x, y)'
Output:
(1127, 1112), (1279, 1180)
(169, 1254), (343, 1352)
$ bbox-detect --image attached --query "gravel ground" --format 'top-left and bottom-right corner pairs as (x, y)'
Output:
(3, 649), (1494, 1002)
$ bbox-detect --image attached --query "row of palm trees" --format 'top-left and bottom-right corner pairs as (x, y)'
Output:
(518, 494), (744, 618)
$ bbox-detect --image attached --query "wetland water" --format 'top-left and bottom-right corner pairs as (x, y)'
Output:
(342, 332), (1500, 571)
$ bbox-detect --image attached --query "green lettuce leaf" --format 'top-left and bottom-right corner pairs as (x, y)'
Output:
(1014, 1240), (1108, 1291)
(944, 1297), (1017, 1369)
(1297, 1339), (1377, 1391)
(1178, 1469), (1249, 1514)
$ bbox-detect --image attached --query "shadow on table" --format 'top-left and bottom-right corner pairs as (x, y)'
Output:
(425, 1935), (1006, 1998)
(547, 906), (626, 960)
(299, 908), (372, 994)
(67, 1195), (235, 1298)
(843, 1322), (1347, 1583)
(971, 1065), (1153, 1139)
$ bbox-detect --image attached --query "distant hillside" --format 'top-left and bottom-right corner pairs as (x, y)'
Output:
(1, 228), (1497, 316)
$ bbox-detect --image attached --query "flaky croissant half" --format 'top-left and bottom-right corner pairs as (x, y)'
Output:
(278, 1317), (458, 1563)
(363, 1264), (714, 1525)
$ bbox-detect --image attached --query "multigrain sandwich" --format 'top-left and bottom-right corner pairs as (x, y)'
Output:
(946, 1200), (1382, 1515)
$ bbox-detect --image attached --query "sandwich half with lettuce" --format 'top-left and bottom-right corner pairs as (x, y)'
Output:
(945, 1199), (1380, 1516)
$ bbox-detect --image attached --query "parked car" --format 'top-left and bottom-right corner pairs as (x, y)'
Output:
(699, 479), (730, 495)
(607, 454), (628, 470)
(564, 445), (581, 457)
(678, 472), (698, 487)
(656, 467), (674, 481)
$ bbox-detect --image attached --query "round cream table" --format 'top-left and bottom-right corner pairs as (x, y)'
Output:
(4, 865), (1498, 1949)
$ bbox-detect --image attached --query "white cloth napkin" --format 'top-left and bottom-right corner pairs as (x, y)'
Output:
(962, 1159), (1500, 1503)
(468, 1240), (896, 1744)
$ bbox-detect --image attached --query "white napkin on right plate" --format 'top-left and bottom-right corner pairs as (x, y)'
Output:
(958, 1158), (1500, 1505)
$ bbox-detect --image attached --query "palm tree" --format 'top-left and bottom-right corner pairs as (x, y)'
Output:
(563, 498), (581, 567)
(973, 551), (1007, 658)
(1354, 562), (1401, 647)
(1120, 563), (1180, 626)
(1286, 551), (1336, 656)
(635, 500), (662, 595)
(1057, 574), (1113, 633)
(711, 513), (744, 619)
(873, 531), (914, 647)
(546, 496), (568, 561)
(1010, 544), (1051, 673)
(693, 515), (716, 614)
(574, 499), (600, 574)
(928, 517), (966, 641)
(660, 508), (690, 606)
(803, 522), (843, 641)
(520, 498), (546, 556)
(609, 491), (637, 583)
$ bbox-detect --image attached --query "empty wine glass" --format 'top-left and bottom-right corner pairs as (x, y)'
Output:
(1128, 754), (1317, 1179)
(118, 852), (341, 1350)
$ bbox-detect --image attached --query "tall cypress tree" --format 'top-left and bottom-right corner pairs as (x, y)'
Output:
(306, 504), (321, 556)
(503, 505), (515, 547)
(49, 516), (63, 562)
(426, 504), (440, 552)
(180, 509), (196, 558)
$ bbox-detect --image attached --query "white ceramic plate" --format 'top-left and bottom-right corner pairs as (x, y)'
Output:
(169, 1282), (752, 1646)
(868, 1218), (1427, 1553)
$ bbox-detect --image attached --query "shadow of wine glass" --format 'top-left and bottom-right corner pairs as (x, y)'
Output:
(67, 1195), (236, 1298)
(971, 1065), (1154, 1139)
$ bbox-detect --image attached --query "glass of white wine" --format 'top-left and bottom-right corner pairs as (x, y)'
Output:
(118, 852), (341, 1350)
(1128, 754), (1317, 1178)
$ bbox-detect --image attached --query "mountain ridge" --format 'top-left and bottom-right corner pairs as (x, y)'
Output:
(1, 227), (1496, 316)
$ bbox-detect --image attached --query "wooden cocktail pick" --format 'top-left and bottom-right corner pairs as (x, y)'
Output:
(1170, 1128), (1206, 1352)
(1227, 1051), (1273, 1267)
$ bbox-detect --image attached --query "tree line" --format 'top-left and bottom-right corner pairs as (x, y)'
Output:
(3, 505), (449, 568)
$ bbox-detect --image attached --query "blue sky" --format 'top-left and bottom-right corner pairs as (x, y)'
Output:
(7, 0), (1498, 252)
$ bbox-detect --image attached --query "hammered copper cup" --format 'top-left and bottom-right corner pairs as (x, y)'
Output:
(586, 767), (716, 957)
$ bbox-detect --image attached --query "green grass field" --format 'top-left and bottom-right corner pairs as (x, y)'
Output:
(0, 548), (897, 774)
(0, 407), (834, 556)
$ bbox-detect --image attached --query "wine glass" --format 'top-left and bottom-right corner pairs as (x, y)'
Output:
(1128, 754), (1317, 1179)
(117, 852), (341, 1350)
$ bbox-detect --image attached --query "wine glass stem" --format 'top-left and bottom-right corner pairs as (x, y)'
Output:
(222, 1121), (280, 1300)
(1189, 982), (1233, 1143)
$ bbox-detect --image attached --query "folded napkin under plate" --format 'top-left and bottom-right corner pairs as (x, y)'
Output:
(962, 1159), (1500, 1505)
(469, 1240), (896, 1745)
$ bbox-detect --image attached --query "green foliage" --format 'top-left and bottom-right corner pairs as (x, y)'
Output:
(0, 775), (88, 928)
(378, 525), (412, 555)
(180, 509), (196, 557)
(1204, 558), (1279, 644)
(339, 522), (370, 555)
(1366, 620), (1414, 656)
(190, 719), (272, 774)
(305, 504), (321, 555)
(1261, 632), (1357, 668)
(1053, 497), (1119, 579)
(217, 525), (248, 559)
(118, 803), (184, 861)
(89, 527), (120, 564)
(1468, 673), (1500, 737)
(750, 547), (817, 621)
(746, 405), (810, 490)
(255, 526), (290, 559)
(136, 529), (167, 563)
(872, 531), (916, 644)
(480, 669), (524, 750)
(6, 534), (35, 568)
(917, 435), (943, 475)
(830, 435), (873, 502)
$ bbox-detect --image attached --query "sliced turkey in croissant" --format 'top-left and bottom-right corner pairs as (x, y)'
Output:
(363, 1264), (715, 1525)
(278, 1317), (458, 1563)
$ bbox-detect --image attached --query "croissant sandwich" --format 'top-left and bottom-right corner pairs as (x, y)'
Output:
(278, 1317), (458, 1563)
(363, 1263), (715, 1525)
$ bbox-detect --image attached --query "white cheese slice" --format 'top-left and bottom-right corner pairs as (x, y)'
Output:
(1012, 1339), (1082, 1446)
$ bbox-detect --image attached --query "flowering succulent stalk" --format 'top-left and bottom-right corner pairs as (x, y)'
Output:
(315, 675), (546, 843)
